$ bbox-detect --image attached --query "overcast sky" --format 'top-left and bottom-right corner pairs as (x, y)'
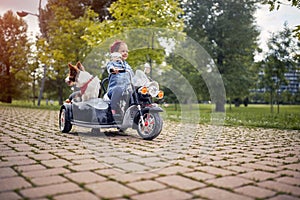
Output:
(0, 0), (299, 54)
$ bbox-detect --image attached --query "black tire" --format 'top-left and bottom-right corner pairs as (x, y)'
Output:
(59, 107), (72, 133)
(137, 112), (163, 140)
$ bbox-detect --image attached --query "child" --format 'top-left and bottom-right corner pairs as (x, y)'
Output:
(106, 40), (133, 122)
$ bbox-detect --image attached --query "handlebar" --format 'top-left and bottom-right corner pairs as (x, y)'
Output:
(109, 68), (127, 74)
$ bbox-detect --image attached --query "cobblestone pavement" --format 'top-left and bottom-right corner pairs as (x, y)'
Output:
(0, 106), (299, 200)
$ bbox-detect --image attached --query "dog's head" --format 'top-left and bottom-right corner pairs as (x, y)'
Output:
(65, 62), (85, 86)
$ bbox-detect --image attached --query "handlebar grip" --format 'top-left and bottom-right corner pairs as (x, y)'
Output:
(110, 68), (126, 73)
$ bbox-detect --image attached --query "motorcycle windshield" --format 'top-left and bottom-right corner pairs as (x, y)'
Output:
(133, 70), (149, 87)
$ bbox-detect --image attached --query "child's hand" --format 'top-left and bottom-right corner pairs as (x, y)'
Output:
(111, 67), (120, 74)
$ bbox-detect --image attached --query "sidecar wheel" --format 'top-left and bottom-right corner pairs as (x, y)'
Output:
(137, 112), (163, 140)
(59, 107), (72, 133)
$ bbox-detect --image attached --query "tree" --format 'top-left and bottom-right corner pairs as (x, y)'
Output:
(260, 23), (299, 113)
(37, 0), (116, 104)
(82, 0), (184, 73)
(263, 0), (300, 40)
(32, 0), (116, 104)
(183, 0), (260, 111)
(0, 10), (30, 103)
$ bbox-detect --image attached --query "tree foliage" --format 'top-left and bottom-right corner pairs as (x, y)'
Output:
(38, 0), (115, 104)
(82, 0), (184, 71)
(263, 0), (300, 40)
(259, 24), (299, 112)
(182, 0), (260, 111)
(0, 10), (30, 103)
(263, 0), (300, 10)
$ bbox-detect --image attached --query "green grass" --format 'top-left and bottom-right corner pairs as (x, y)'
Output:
(1, 100), (299, 130)
(162, 104), (300, 130)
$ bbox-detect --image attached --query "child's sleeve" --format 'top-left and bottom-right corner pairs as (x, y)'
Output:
(106, 61), (114, 74)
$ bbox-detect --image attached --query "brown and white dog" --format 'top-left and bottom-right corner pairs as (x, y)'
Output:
(65, 62), (100, 102)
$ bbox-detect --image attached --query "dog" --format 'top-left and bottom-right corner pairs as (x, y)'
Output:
(65, 62), (100, 102)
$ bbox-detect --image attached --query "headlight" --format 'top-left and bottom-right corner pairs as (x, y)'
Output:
(147, 82), (159, 97)
(157, 90), (164, 99)
(139, 86), (148, 95)
(138, 81), (161, 98)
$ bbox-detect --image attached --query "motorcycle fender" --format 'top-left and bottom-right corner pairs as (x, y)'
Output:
(142, 107), (164, 113)
(132, 106), (163, 129)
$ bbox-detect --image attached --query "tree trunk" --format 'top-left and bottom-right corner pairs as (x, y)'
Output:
(270, 89), (274, 113)
(58, 79), (64, 105)
(215, 100), (225, 112)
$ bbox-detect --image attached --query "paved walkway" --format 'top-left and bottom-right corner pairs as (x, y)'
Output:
(0, 106), (299, 200)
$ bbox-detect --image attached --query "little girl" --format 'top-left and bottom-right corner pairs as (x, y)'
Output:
(106, 40), (133, 122)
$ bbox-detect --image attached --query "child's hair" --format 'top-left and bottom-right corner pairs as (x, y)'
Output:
(110, 40), (125, 53)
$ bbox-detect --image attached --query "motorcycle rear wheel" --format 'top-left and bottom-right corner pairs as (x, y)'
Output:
(137, 112), (162, 140)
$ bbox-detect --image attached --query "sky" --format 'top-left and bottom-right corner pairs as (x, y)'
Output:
(0, 0), (300, 55)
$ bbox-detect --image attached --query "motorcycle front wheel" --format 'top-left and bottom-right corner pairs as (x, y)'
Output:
(137, 112), (163, 140)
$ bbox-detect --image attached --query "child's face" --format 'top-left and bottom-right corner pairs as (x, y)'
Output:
(118, 43), (128, 60)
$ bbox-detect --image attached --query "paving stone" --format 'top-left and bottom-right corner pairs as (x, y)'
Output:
(116, 162), (150, 172)
(86, 181), (136, 198)
(70, 158), (98, 165)
(22, 167), (70, 178)
(234, 185), (276, 198)
(281, 163), (300, 171)
(207, 176), (253, 189)
(15, 164), (46, 172)
(193, 187), (253, 200)
(225, 165), (254, 173)
(29, 153), (56, 160)
(101, 156), (128, 164)
(94, 168), (126, 177)
(184, 171), (215, 181)
(196, 166), (234, 176)
(0, 167), (17, 178)
(31, 175), (68, 186)
(268, 194), (300, 200)
(276, 170), (300, 178)
(127, 180), (166, 192)
(239, 170), (279, 181)
(0, 158), (36, 167)
(64, 171), (106, 184)
(0, 191), (22, 200)
(156, 175), (205, 191)
(155, 166), (193, 175)
(54, 191), (99, 200)
(0, 176), (31, 192)
(241, 163), (279, 172)
(20, 182), (82, 199)
(68, 163), (107, 171)
(132, 188), (193, 200)
(111, 172), (158, 183)
(41, 159), (72, 168)
(276, 176), (300, 186)
(206, 160), (234, 167)
(258, 180), (300, 196)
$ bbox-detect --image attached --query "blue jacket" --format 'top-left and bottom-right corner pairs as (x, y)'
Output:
(106, 60), (133, 96)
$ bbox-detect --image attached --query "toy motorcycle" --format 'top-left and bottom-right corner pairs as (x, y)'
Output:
(59, 67), (164, 140)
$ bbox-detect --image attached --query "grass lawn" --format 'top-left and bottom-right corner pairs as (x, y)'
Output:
(1, 100), (299, 130)
(162, 103), (300, 130)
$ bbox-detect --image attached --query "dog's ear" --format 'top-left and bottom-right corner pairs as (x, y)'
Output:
(76, 61), (85, 71)
(69, 63), (79, 72)
(68, 63), (75, 69)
